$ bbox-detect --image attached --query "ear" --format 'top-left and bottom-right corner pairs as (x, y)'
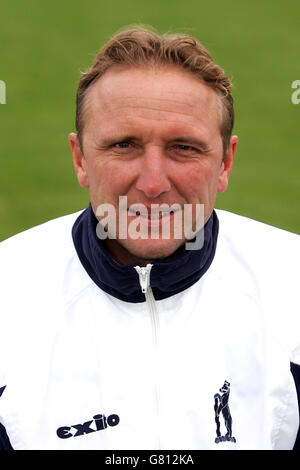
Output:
(217, 135), (238, 193)
(68, 133), (89, 188)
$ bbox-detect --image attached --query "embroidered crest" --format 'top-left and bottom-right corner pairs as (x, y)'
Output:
(214, 380), (236, 443)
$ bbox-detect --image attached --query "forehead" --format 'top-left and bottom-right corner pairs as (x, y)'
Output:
(83, 66), (221, 135)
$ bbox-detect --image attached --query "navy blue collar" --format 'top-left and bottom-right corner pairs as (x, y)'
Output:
(72, 204), (219, 303)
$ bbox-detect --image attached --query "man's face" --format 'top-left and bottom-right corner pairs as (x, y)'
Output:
(69, 66), (238, 265)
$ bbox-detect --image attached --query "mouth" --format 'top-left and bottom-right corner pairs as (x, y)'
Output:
(129, 210), (174, 218)
(128, 208), (178, 227)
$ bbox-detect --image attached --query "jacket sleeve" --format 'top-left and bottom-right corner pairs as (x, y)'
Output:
(0, 386), (13, 450)
(291, 363), (300, 450)
(0, 422), (13, 450)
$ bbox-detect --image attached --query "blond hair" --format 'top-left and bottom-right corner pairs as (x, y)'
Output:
(76, 26), (234, 154)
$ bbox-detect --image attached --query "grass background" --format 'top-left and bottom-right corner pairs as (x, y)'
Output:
(1, 0), (299, 240)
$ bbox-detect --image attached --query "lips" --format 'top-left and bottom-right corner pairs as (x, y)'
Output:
(127, 203), (181, 216)
(128, 209), (173, 218)
(128, 207), (179, 221)
(127, 206), (181, 231)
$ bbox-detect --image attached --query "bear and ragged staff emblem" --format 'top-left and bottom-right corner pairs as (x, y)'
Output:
(214, 380), (236, 443)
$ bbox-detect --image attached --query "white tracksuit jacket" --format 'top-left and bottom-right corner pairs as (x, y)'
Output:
(0, 208), (299, 450)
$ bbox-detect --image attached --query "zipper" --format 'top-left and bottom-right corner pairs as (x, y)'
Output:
(134, 264), (159, 343)
(134, 263), (161, 448)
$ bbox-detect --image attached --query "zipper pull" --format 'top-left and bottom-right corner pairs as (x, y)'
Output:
(134, 264), (153, 294)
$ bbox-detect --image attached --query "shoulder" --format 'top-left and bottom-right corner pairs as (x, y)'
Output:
(215, 208), (299, 266)
(214, 209), (300, 360)
(0, 207), (86, 284)
(216, 208), (299, 244)
(215, 208), (300, 283)
(1, 210), (84, 256)
(0, 208), (91, 315)
(0, 208), (93, 288)
(0, 209), (94, 380)
(0, 210), (88, 277)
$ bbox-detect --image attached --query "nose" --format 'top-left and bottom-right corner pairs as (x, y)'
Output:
(135, 146), (171, 199)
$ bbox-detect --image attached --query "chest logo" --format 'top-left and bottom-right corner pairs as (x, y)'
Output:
(214, 381), (236, 444)
(57, 413), (120, 439)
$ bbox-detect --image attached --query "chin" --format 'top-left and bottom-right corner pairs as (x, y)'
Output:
(122, 238), (186, 261)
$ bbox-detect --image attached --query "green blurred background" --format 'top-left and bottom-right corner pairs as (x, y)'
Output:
(1, 0), (299, 240)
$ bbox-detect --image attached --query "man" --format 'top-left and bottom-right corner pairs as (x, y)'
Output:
(0, 26), (299, 450)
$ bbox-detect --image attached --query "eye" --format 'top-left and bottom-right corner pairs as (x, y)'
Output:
(109, 140), (140, 158)
(170, 144), (200, 156)
(177, 144), (195, 151)
(115, 141), (130, 148)
(111, 141), (136, 154)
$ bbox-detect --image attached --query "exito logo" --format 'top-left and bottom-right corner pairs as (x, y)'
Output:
(0, 80), (6, 104)
(291, 80), (300, 104)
